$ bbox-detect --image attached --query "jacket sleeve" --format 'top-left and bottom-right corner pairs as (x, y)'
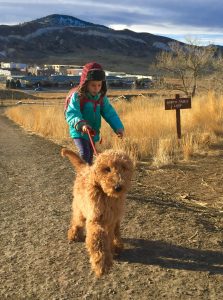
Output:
(65, 93), (87, 130)
(101, 96), (124, 132)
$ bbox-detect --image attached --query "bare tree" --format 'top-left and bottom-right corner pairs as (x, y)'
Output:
(154, 39), (216, 96)
(209, 54), (223, 93)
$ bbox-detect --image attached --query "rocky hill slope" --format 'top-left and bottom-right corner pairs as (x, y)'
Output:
(0, 14), (177, 74)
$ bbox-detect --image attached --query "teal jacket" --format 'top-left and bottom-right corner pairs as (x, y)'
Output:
(65, 92), (124, 142)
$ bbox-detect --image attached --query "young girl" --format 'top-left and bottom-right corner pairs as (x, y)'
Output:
(65, 62), (124, 164)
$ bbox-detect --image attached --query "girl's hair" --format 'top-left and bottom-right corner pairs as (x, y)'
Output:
(77, 80), (107, 99)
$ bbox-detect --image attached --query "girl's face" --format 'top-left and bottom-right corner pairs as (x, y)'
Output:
(87, 80), (102, 96)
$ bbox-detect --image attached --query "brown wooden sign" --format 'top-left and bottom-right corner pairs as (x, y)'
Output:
(165, 97), (191, 110)
(164, 94), (192, 139)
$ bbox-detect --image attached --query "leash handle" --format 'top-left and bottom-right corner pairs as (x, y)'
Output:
(86, 128), (98, 156)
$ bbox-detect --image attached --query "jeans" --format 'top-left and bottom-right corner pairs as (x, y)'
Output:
(73, 138), (93, 164)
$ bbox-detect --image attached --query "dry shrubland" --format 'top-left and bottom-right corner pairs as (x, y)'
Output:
(5, 91), (223, 165)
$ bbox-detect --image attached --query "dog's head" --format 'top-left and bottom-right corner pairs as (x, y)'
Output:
(91, 150), (134, 198)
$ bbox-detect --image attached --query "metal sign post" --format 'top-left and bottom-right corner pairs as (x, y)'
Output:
(165, 94), (191, 139)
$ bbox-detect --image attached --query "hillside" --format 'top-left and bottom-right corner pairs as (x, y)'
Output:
(0, 14), (177, 74)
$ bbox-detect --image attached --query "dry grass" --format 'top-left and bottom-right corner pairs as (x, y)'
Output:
(5, 91), (223, 165)
(5, 104), (69, 144)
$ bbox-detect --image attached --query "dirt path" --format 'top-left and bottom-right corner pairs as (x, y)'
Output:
(0, 110), (222, 300)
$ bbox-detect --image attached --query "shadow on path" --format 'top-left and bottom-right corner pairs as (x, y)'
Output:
(117, 239), (223, 275)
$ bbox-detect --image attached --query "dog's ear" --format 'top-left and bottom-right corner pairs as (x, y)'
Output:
(61, 148), (86, 171)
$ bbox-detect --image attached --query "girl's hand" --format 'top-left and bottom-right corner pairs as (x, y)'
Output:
(82, 125), (96, 136)
(82, 125), (91, 133)
(116, 129), (124, 139)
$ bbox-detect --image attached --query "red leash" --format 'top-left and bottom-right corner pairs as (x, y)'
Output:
(86, 128), (98, 156)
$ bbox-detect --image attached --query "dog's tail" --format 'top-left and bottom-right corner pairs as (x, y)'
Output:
(61, 148), (86, 171)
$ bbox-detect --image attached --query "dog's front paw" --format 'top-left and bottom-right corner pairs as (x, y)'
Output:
(90, 251), (113, 277)
(93, 256), (113, 277)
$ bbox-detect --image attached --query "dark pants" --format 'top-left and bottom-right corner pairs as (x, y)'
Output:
(74, 138), (93, 164)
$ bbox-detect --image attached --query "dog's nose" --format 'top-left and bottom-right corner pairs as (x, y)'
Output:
(114, 184), (122, 192)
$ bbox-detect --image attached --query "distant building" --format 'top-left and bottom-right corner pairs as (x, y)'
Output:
(0, 69), (12, 76)
(67, 68), (83, 76)
(5, 66), (153, 89)
(44, 64), (83, 75)
(27, 65), (54, 76)
(1, 62), (27, 70)
(105, 71), (126, 77)
(0, 69), (24, 77)
(49, 75), (80, 87)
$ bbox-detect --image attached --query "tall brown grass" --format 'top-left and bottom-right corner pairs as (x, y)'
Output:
(5, 105), (69, 143)
(5, 91), (223, 165)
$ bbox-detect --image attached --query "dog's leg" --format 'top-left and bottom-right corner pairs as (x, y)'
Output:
(113, 221), (124, 255)
(86, 221), (113, 277)
(68, 212), (85, 242)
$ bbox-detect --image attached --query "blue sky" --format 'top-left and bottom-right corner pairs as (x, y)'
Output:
(0, 0), (222, 45)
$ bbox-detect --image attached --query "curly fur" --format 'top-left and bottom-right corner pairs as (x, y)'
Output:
(61, 148), (134, 277)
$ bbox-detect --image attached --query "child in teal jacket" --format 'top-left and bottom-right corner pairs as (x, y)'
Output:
(65, 62), (124, 164)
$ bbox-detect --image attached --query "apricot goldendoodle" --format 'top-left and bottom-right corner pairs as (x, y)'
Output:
(61, 148), (133, 277)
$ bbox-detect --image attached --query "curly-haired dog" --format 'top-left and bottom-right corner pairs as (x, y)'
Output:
(61, 148), (133, 277)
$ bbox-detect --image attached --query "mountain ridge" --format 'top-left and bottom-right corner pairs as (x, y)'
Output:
(0, 14), (109, 36)
(1, 14), (219, 74)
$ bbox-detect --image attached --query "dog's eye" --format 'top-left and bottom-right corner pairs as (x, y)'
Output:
(103, 167), (111, 173)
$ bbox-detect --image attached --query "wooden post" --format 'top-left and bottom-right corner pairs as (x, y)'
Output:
(175, 94), (181, 139)
(165, 94), (191, 139)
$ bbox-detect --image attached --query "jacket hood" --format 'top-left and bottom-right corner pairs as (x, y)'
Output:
(78, 62), (107, 96)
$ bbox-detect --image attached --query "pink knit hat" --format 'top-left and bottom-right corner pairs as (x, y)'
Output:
(79, 62), (105, 84)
